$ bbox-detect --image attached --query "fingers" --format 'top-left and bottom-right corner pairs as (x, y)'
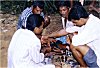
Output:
(41, 36), (48, 44)
(41, 36), (48, 40)
(48, 38), (56, 43)
(41, 36), (56, 46)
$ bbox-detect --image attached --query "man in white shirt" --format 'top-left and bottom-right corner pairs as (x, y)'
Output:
(41, 1), (81, 46)
(68, 5), (100, 67)
(8, 14), (56, 68)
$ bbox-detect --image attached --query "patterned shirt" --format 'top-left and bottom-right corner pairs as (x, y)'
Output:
(17, 7), (33, 29)
(17, 7), (44, 29)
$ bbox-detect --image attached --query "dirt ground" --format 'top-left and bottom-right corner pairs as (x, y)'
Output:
(0, 12), (62, 68)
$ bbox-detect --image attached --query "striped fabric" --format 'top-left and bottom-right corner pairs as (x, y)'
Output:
(17, 7), (33, 29)
(17, 7), (44, 29)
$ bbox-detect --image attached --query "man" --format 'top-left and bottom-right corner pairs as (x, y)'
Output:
(68, 5), (100, 67)
(41, 1), (81, 45)
(17, 1), (50, 29)
(8, 14), (62, 68)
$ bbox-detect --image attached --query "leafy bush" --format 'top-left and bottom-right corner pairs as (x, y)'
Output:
(1, 1), (58, 14)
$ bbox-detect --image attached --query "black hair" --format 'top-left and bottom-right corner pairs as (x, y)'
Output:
(26, 1), (32, 8)
(56, 1), (70, 10)
(32, 1), (44, 9)
(68, 5), (89, 21)
(72, 1), (82, 6)
(26, 14), (44, 31)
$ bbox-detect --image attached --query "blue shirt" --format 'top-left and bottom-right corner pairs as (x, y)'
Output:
(17, 7), (33, 29)
(17, 7), (44, 29)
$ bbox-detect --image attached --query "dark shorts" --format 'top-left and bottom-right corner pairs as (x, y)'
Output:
(83, 48), (99, 68)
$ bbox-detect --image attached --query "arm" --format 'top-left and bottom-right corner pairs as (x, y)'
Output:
(72, 24), (98, 46)
(48, 29), (68, 38)
(30, 43), (44, 63)
(43, 15), (50, 28)
(41, 29), (68, 45)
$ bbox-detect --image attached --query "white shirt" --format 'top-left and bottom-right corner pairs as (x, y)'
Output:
(72, 14), (100, 67)
(61, 17), (80, 33)
(8, 29), (55, 68)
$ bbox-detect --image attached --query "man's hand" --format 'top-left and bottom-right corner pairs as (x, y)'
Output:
(41, 36), (49, 44)
(43, 15), (50, 28)
(41, 46), (51, 54)
(48, 38), (56, 43)
(66, 32), (78, 45)
(41, 36), (56, 46)
(45, 52), (55, 57)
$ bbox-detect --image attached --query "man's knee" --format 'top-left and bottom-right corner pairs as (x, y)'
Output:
(75, 45), (89, 55)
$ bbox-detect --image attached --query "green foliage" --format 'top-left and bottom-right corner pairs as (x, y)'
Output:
(0, 1), (58, 14)
(1, 1), (100, 15)
(44, 1), (58, 14)
(1, 1), (32, 14)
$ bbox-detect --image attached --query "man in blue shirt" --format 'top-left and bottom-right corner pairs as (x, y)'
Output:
(17, 1), (50, 29)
